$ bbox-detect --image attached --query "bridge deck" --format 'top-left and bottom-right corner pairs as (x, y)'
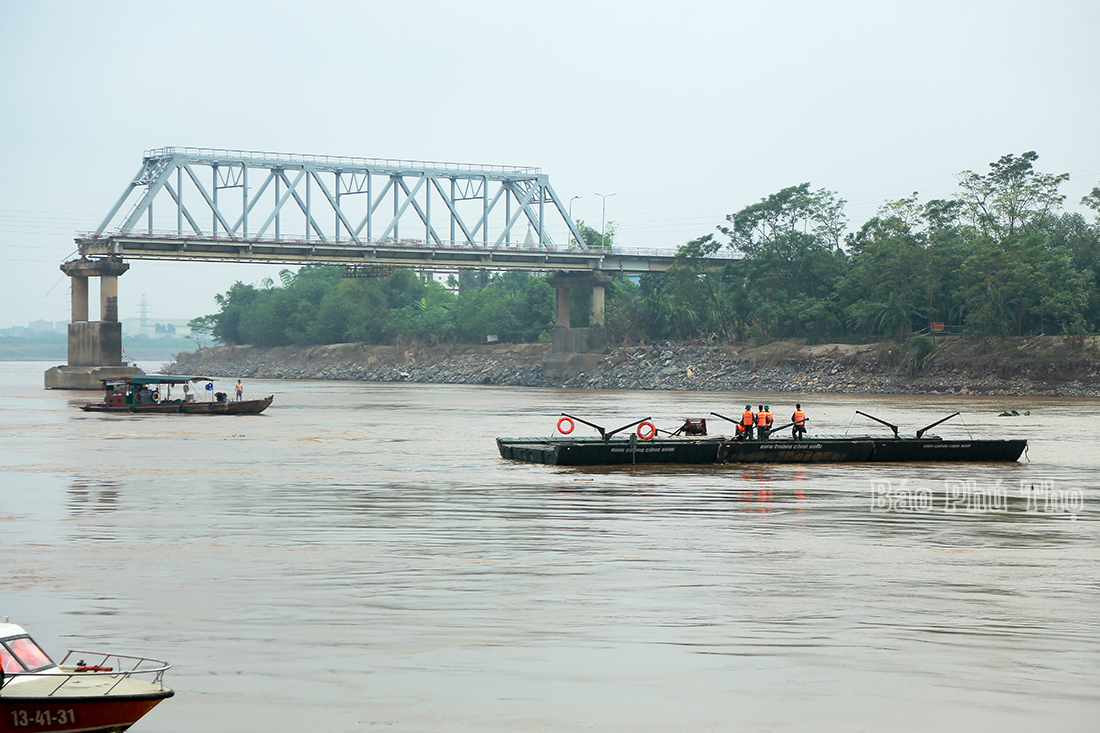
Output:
(75, 233), (709, 273)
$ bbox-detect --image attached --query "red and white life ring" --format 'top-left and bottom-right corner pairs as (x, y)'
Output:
(557, 416), (575, 434)
(637, 421), (656, 440)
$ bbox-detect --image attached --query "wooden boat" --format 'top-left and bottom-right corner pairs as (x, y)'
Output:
(81, 375), (273, 415)
(0, 618), (172, 733)
(496, 411), (1028, 466)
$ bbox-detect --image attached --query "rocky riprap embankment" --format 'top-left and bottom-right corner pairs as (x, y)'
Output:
(166, 339), (1100, 398)
(568, 342), (1100, 397)
(169, 343), (555, 386)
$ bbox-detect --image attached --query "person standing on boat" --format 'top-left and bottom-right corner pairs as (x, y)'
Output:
(741, 405), (755, 440)
(765, 405), (774, 437)
(756, 405), (769, 440)
(235, 380), (244, 401)
(792, 404), (807, 439)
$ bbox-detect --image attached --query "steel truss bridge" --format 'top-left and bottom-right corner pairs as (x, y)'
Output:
(75, 147), (721, 273)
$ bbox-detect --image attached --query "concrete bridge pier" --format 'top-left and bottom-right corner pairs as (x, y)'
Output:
(542, 271), (612, 378)
(44, 256), (143, 389)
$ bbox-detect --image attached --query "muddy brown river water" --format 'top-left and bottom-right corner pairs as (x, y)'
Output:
(2, 362), (1097, 732)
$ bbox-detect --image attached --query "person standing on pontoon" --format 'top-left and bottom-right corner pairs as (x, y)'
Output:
(792, 404), (808, 439)
(740, 405), (755, 441)
(756, 405), (769, 440)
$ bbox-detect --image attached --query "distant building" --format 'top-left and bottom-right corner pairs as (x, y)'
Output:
(28, 320), (66, 334)
(120, 318), (193, 338)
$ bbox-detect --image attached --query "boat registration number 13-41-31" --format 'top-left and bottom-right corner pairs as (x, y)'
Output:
(8, 708), (78, 728)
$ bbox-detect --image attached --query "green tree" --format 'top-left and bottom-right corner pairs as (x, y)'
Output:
(519, 277), (555, 341)
(457, 268), (491, 294)
(956, 151), (1069, 240)
(955, 233), (1088, 337)
(187, 315), (217, 347)
(838, 212), (928, 340)
(310, 289), (356, 344)
(603, 274), (651, 344)
(716, 184), (848, 340)
(1049, 212), (1100, 330)
(211, 282), (260, 344)
(238, 289), (296, 346)
(719, 182), (847, 257)
(659, 235), (746, 340)
(571, 219), (615, 250)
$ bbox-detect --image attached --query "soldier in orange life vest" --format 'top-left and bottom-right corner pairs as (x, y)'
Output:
(792, 404), (807, 439)
(765, 405), (774, 435)
(756, 405), (769, 440)
(741, 404), (755, 440)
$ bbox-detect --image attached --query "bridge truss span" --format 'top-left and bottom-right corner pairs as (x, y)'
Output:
(90, 146), (590, 251)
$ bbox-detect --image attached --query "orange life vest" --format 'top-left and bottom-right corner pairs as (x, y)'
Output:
(742, 410), (754, 426)
(756, 411), (768, 427)
(793, 410), (806, 427)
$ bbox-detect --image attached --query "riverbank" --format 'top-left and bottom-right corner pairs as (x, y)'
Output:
(165, 335), (1100, 397)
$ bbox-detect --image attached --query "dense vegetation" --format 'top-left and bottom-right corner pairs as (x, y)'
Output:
(192, 152), (1100, 349)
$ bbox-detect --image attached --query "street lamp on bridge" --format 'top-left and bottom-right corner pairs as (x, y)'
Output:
(595, 192), (616, 248)
(568, 195), (581, 246)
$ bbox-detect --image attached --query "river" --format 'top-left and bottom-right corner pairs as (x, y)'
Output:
(2, 361), (1097, 732)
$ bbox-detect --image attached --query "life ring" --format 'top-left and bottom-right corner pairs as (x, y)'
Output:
(557, 416), (575, 434)
(151, 391), (160, 402)
(637, 421), (656, 440)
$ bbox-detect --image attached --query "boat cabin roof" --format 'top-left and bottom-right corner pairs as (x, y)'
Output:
(103, 375), (214, 387)
(0, 621), (28, 640)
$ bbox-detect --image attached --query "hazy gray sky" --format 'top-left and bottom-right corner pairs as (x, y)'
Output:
(2, 0), (1097, 328)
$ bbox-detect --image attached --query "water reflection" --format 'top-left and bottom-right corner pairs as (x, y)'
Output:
(68, 478), (121, 514)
